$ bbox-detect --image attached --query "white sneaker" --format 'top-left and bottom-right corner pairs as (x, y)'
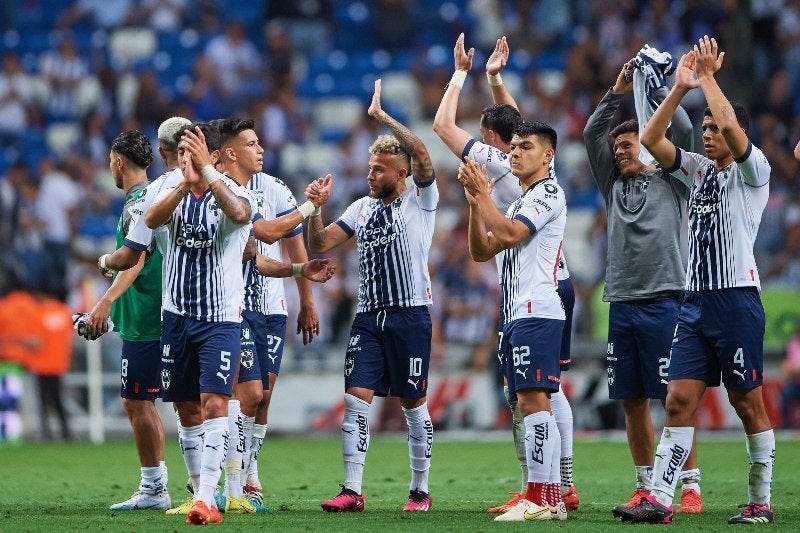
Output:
(493, 499), (552, 522)
(110, 490), (171, 511)
(550, 501), (568, 520)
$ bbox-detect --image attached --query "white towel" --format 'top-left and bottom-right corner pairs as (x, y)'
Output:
(631, 44), (675, 165)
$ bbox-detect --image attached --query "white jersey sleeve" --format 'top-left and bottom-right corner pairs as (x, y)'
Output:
(463, 139), (519, 213)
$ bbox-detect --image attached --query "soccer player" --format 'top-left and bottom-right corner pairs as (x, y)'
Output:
(85, 130), (171, 511)
(584, 59), (703, 514)
(458, 120), (566, 522)
(432, 33), (578, 513)
(616, 36), (774, 525)
(213, 117), (334, 512)
(144, 122), (254, 525)
(308, 79), (437, 513)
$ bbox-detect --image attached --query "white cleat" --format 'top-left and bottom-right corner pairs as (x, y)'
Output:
(493, 499), (552, 522)
(110, 490), (171, 511)
(550, 501), (568, 520)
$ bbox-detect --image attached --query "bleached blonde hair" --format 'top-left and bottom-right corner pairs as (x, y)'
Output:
(369, 134), (410, 168)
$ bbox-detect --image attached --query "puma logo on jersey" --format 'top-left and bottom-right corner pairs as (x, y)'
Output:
(733, 369), (746, 381)
(516, 368), (528, 380)
(407, 378), (420, 390)
(217, 372), (230, 384)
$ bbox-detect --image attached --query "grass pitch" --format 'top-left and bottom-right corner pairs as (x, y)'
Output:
(1, 434), (798, 531)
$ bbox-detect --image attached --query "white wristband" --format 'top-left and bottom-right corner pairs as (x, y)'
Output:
(292, 263), (303, 277)
(99, 254), (110, 270)
(486, 72), (503, 86)
(201, 164), (221, 185)
(297, 200), (316, 218)
(449, 70), (467, 89)
(312, 206), (321, 216)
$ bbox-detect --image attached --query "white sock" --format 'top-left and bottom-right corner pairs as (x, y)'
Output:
(679, 468), (701, 493)
(523, 411), (554, 485)
(505, 386), (528, 493)
(342, 393), (370, 494)
(160, 460), (168, 493)
(548, 414), (562, 495)
(178, 423), (205, 494)
(635, 465), (653, 491)
(550, 389), (573, 490)
(745, 429), (774, 506)
(196, 417), (228, 507)
(140, 466), (166, 495)
(247, 423), (267, 488)
(650, 426), (693, 507)
(224, 400), (244, 498)
(403, 402), (433, 494)
(240, 415), (255, 488)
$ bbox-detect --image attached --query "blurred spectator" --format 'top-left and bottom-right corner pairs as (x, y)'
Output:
(56, 0), (133, 31)
(132, 70), (173, 131)
(780, 320), (800, 429)
(138, 0), (188, 32)
(12, 175), (46, 292)
(264, 0), (332, 55)
(185, 55), (223, 121)
(203, 20), (261, 111)
(262, 22), (297, 91)
(0, 52), (37, 152)
(38, 36), (89, 120)
(71, 110), (110, 170)
(34, 158), (80, 301)
(256, 86), (307, 177)
(374, 0), (414, 50)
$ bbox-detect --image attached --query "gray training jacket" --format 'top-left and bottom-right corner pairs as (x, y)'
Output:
(583, 88), (693, 302)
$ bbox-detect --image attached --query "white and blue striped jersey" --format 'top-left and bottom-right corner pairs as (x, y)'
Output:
(667, 143), (770, 291)
(155, 175), (254, 322)
(242, 172), (301, 316)
(500, 178), (567, 323)
(125, 168), (183, 257)
(464, 138), (570, 281)
(336, 175), (438, 313)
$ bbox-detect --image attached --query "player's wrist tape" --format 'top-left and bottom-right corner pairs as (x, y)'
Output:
(201, 164), (221, 185)
(312, 206), (321, 216)
(298, 200), (316, 218)
(99, 254), (110, 270)
(449, 70), (467, 89)
(486, 72), (503, 86)
(292, 263), (303, 277)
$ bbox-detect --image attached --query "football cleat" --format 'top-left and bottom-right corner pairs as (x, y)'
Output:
(613, 494), (672, 524)
(676, 488), (703, 514)
(727, 503), (774, 524)
(550, 501), (568, 520)
(186, 500), (223, 525)
(225, 496), (256, 514)
(494, 499), (551, 522)
(561, 486), (579, 511)
(487, 491), (524, 513)
(611, 488), (651, 517)
(244, 485), (271, 513)
(166, 495), (193, 515)
(403, 490), (431, 512)
(110, 490), (171, 511)
(214, 487), (226, 514)
(321, 486), (366, 512)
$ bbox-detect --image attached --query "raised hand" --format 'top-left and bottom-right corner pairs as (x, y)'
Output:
(693, 35), (724, 79)
(612, 60), (635, 94)
(182, 126), (214, 171)
(458, 158), (490, 198)
(674, 51), (700, 91)
(305, 174), (333, 207)
(486, 36), (509, 76)
(367, 79), (384, 119)
(454, 32), (474, 72)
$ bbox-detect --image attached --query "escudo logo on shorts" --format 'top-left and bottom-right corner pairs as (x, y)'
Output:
(344, 355), (355, 376)
(607, 367), (615, 388)
(161, 368), (171, 390)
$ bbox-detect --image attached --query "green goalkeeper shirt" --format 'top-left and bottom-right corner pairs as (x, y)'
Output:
(110, 181), (163, 341)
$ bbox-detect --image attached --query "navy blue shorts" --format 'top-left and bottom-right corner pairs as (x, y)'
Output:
(121, 339), (162, 400)
(237, 316), (261, 384)
(502, 317), (563, 396)
(160, 311), (242, 402)
(242, 309), (287, 390)
(669, 288), (765, 389)
(606, 296), (678, 400)
(344, 306), (431, 399)
(557, 277), (575, 370)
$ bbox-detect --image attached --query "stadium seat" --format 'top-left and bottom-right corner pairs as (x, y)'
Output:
(108, 27), (157, 70)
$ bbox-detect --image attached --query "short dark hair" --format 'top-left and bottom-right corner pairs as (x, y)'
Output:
(610, 119), (639, 140)
(703, 101), (749, 133)
(174, 122), (221, 152)
(514, 120), (557, 151)
(480, 104), (522, 144)
(216, 118), (256, 147)
(111, 130), (152, 169)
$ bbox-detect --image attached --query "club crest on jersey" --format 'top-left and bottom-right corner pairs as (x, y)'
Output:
(607, 367), (615, 388)
(344, 356), (355, 376)
(161, 369), (171, 390)
(241, 349), (254, 370)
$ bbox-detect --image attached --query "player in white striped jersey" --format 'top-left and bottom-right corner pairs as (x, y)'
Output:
(460, 120), (566, 522)
(144, 122), (254, 525)
(214, 117), (334, 512)
(432, 33), (577, 514)
(620, 36), (775, 525)
(309, 80), (437, 513)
